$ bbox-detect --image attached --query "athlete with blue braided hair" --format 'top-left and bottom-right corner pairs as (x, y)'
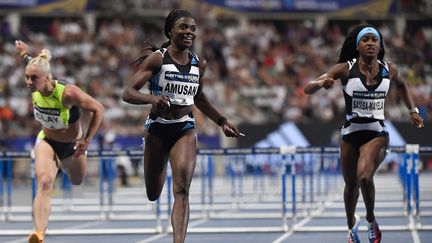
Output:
(304, 24), (424, 243)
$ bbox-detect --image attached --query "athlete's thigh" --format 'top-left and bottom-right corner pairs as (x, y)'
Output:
(340, 140), (360, 183)
(144, 133), (170, 186)
(169, 130), (197, 187)
(60, 155), (86, 181)
(358, 135), (388, 174)
(34, 140), (58, 180)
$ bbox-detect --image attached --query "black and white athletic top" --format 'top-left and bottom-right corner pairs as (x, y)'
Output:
(148, 48), (200, 106)
(340, 58), (390, 135)
(342, 58), (390, 122)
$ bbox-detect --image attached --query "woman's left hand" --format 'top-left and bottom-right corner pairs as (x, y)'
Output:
(410, 113), (424, 128)
(73, 138), (90, 158)
(221, 122), (243, 138)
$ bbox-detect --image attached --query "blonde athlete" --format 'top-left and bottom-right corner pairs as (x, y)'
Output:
(16, 40), (104, 243)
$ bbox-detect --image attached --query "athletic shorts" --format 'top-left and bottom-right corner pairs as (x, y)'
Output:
(144, 112), (195, 149)
(36, 130), (76, 160)
(341, 120), (388, 149)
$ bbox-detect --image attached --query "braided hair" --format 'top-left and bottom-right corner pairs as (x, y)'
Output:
(130, 41), (159, 69)
(337, 24), (385, 64)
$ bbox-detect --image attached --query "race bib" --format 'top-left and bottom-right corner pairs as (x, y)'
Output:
(34, 106), (67, 129)
(162, 71), (200, 105)
(352, 91), (385, 119)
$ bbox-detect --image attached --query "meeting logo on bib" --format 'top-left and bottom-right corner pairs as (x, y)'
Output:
(165, 71), (199, 83)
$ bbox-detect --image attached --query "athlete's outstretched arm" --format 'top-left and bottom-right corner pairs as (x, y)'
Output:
(304, 63), (348, 95)
(389, 63), (424, 128)
(194, 58), (240, 137)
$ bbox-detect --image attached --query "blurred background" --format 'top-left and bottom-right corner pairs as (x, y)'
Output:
(0, 0), (430, 153)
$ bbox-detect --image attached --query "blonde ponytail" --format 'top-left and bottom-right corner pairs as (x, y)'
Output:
(28, 49), (52, 76)
(38, 49), (52, 61)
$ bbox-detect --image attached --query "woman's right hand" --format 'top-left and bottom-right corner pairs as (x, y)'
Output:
(15, 40), (28, 56)
(319, 78), (335, 89)
(304, 75), (337, 95)
(151, 95), (171, 112)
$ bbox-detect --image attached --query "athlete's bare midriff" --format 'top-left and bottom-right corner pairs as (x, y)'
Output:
(151, 104), (193, 120)
(42, 121), (82, 143)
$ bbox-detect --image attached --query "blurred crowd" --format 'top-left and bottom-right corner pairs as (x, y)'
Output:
(0, 7), (431, 148)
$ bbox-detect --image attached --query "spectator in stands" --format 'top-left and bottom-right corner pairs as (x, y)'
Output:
(304, 24), (424, 243)
(122, 9), (241, 243)
(15, 40), (104, 243)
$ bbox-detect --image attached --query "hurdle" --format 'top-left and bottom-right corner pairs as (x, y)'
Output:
(1, 145), (431, 236)
(192, 146), (342, 233)
(193, 145), (432, 233)
(1, 150), (157, 219)
(0, 151), (29, 222)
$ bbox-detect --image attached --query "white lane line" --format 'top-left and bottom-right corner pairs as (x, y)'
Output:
(135, 219), (209, 243)
(411, 229), (421, 243)
(272, 195), (337, 243)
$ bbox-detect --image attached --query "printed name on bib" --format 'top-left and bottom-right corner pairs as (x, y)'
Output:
(164, 83), (198, 96)
(35, 112), (59, 123)
(163, 71), (199, 97)
(352, 91), (385, 117)
(34, 106), (66, 129)
(353, 100), (384, 111)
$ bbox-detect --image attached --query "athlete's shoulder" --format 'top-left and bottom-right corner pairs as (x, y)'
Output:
(193, 53), (206, 68)
(385, 62), (400, 80)
(327, 62), (350, 80)
(386, 61), (397, 71)
(56, 78), (70, 86)
(188, 51), (200, 62)
(333, 62), (350, 73)
(141, 49), (163, 71)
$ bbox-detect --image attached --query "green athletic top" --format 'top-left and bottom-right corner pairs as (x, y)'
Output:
(32, 80), (80, 129)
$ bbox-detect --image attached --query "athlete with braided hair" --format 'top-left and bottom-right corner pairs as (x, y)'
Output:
(123, 9), (242, 243)
(304, 25), (423, 243)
